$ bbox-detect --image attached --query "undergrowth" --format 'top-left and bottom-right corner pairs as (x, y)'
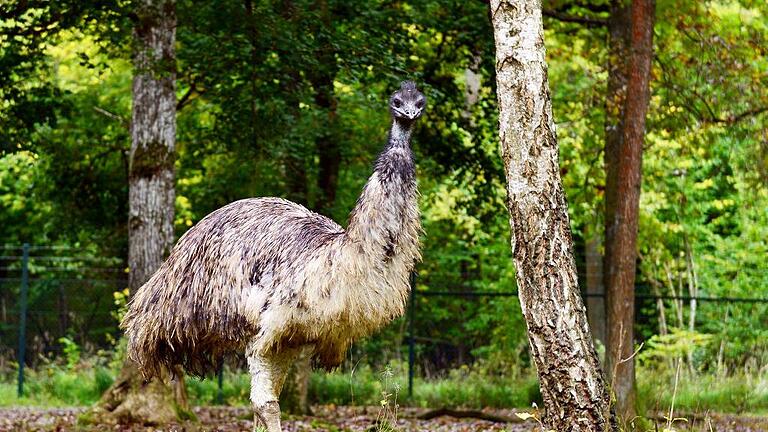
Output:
(1, 357), (766, 417)
(637, 368), (768, 414)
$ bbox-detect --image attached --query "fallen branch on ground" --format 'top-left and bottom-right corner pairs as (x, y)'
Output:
(417, 408), (523, 423)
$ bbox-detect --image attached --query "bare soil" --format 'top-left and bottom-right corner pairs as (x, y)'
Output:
(0, 406), (766, 431)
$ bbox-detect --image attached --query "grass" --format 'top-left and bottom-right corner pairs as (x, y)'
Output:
(1, 360), (766, 417)
(638, 368), (768, 415)
(186, 362), (540, 409)
(0, 361), (540, 409)
(0, 366), (113, 407)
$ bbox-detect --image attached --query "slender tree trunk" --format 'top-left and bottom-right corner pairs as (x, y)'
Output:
(127, 0), (177, 295)
(663, 261), (684, 328)
(272, 0), (310, 207)
(489, 1), (615, 429)
(86, 0), (191, 425)
(603, 0), (655, 422)
(279, 2), (339, 415)
(684, 235), (698, 334)
(312, 76), (340, 215)
(586, 229), (607, 351)
(310, 0), (340, 215)
(280, 347), (312, 415)
(648, 277), (668, 336)
(684, 234), (698, 372)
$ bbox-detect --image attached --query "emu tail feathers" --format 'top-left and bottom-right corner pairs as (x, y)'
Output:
(122, 312), (220, 379)
(120, 273), (243, 379)
(121, 308), (216, 379)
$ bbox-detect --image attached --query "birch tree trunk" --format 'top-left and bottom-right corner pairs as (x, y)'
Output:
(489, 1), (616, 430)
(86, 0), (191, 425)
(603, 0), (655, 422)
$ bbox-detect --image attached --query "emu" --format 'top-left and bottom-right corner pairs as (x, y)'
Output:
(121, 81), (426, 431)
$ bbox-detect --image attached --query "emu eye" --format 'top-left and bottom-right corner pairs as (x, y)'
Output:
(393, 98), (402, 108)
(415, 100), (424, 109)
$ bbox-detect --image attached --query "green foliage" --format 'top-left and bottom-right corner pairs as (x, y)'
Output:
(637, 329), (714, 369)
(0, 0), (766, 411)
(57, 337), (82, 370)
(309, 365), (381, 407)
(0, 1), (130, 153)
(111, 288), (130, 324)
(0, 152), (54, 244)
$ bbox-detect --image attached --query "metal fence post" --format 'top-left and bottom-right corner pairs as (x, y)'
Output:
(408, 272), (416, 398)
(17, 243), (30, 397)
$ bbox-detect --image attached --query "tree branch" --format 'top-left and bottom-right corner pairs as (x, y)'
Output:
(543, 9), (607, 28)
(93, 106), (129, 128)
(688, 89), (767, 125)
(176, 81), (199, 111)
(711, 106), (768, 124)
(417, 408), (523, 423)
(654, 56), (767, 126)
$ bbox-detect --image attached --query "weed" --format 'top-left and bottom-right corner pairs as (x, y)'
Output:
(374, 365), (400, 431)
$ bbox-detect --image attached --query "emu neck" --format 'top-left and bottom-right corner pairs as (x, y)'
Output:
(388, 120), (413, 148)
(345, 119), (420, 259)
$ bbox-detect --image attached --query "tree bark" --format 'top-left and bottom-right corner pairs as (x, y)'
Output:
(603, 0), (654, 422)
(278, 1), (339, 414)
(489, 1), (616, 430)
(585, 231), (606, 352)
(279, 346), (312, 415)
(87, 0), (191, 425)
(273, 0), (310, 207)
(309, 0), (340, 215)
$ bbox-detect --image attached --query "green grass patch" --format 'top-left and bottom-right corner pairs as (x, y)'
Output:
(2, 359), (767, 416)
(307, 363), (540, 409)
(138, 362), (541, 409)
(185, 371), (250, 405)
(0, 366), (114, 407)
(638, 369), (768, 414)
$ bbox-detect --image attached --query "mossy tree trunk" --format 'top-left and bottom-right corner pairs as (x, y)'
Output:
(489, 0), (616, 430)
(86, 0), (191, 425)
(280, 347), (312, 415)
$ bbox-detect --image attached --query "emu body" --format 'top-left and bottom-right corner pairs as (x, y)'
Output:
(122, 82), (426, 431)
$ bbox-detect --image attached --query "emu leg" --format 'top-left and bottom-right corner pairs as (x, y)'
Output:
(246, 343), (300, 432)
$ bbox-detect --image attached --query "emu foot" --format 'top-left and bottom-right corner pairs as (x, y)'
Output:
(254, 400), (281, 432)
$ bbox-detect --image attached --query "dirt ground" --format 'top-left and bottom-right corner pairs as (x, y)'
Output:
(1, 406), (767, 431)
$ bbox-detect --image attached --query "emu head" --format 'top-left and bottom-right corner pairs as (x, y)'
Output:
(390, 81), (426, 123)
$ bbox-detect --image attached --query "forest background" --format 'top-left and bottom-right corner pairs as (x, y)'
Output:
(0, 0), (766, 418)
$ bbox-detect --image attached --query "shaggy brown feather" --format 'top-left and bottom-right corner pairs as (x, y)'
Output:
(121, 199), (345, 377)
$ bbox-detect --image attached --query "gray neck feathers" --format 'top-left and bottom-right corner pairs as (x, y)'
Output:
(345, 119), (419, 255)
(387, 120), (413, 148)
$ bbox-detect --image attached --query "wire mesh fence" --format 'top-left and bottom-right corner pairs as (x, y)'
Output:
(1, 244), (766, 399)
(0, 244), (127, 395)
